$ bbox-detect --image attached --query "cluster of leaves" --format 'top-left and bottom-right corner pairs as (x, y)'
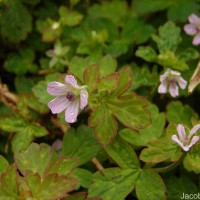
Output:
(1, 0), (200, 199)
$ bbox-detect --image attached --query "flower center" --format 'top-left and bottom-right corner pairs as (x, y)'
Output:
(169, 78), (176, 84)
(66, 92), (76, 101)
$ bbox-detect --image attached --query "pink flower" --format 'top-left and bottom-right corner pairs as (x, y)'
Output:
(184, 14), (200, 45)
(172, 124), (200, 151)
(47, 75), (88, 123)
(158, 69), (187, 97)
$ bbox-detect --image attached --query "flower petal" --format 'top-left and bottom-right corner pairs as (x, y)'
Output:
(48, 96), (70, 114)
(177, 124), (186, 142)
(184, 24), (197, 35)
(187, 136), (200, 150)
(160, 70), (169, 82)
(158, 81), (168, 94)
(189, 124), (200, 138)
(171, 135), (186, 150)
(65, 100), (79, 123)
(65, 75), (79, 89)
(169, 83), (179, 97)
(177, 77), (187, 89)
(170, 70), (180, 76)
(193, 33), (200, 45)
(80, 90), (88, 109)
(189, 14), (200, 25)
(47, 81), (69, 96)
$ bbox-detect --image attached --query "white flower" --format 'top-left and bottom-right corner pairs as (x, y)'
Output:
(184, 14), (200, 46)
(158, 69), (187, 97)
(172, 124), (200, 151)
(47, 75), (88, 123)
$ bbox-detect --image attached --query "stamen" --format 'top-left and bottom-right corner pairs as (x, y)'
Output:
(66, 92), (76, 101)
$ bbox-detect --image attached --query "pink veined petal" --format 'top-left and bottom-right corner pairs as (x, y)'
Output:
(65, 100), (79, 123)
(48, 96), (71, 114)
(189, 124), (200, 138)
(187, 136), (200, 150)
(171, 135), (187, 151)
(65, 75), (79, 89)
(158, 81), (168, 94)
(188, 14), (200, 25)
(177, 124), (186, 142)
(170, 70), (180, 76)
(160, 71), (169, 82)
(182, 146), (190, 152)
(47, 81), (69, 96)
(192, 33), (200, 45)
(80, 90), (88, 109)
(169, 82), (179, 97)
(184, 24), (198, 35)
(177, 77), (187, 89)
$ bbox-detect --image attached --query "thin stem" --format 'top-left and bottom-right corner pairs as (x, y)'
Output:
(92, 157), (104, 174)
(0, 83), (18, 110)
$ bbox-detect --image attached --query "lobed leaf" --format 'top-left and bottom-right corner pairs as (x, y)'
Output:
(62, 125), (101, 166)
(136, 169), (166, 200)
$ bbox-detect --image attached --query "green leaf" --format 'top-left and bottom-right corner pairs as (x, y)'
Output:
(178, 48), (199, 62)
(97, 73), (119, 94)
(15, 76), (36, 94)
(12, 130), (34, 153)
(112, 67), (133, 97)
(69, 57), (94, 82)
(59, 6), (83, 26)
(99, 54), (117, 76)
(4, 49), (37, 75)
(62, 125), (101, 166)
(21, 0), (41, 5)
(32, 73), (61, 105)
(152, 21), (181, 53)
(167, 0), (199, 22)
(136, 169), (166, 200)
(131, 65), (159, 90)
(26, 171), (77, 200)
(18, 94), (49, 114)
(88, 1), (128, 25)
(183, 143), (200, 173)
(139, 123), (182, 163)
(157, 51), (189, 71)
(89, 104), (117, 145)
(88, 168), (139, 200)
(47, 157), (77, 175)
(135, 46), (158, 62)
(0, 156), (9, 173)
(83, 64), (100, 93)
(165, 176), (199, 200)
(122, 18), (155, 45)
(108, 94), (151, 130)
(12, 123), (48, 153)
(119, 104), (165, 147)
(73, 168), (93, 188)
(0, 1), (32, 43)
(105, 39), (129, 57)
(15, 143), (52, 177)
(0, 165), (19, 199)
(105, 136), (140, 169)
(0, 116), (28, 133)
(132, 0), (172, 14)
(36, 18), (62, 42)
(167, 101), (198, 127)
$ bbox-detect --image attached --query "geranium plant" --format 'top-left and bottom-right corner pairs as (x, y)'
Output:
(0, 0), (200, 200)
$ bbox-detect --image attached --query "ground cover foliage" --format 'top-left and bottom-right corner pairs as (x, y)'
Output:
(0, 0), (200, 199)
